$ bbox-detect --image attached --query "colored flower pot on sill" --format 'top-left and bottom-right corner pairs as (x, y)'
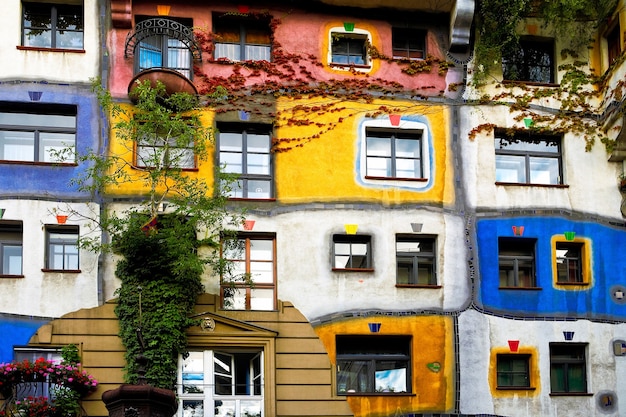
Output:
(389, 114), (401, 126)
(343, 22), (355, 31)
(243, 220), (255, 230)
(56, 214), (68, 224)
(508, 340), (520, 352)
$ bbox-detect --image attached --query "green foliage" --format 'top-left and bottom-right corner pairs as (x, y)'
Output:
(74, 80), (245, 389)
(60, 344), (81, 366)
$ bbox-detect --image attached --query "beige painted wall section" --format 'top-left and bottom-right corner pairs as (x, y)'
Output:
(0, 0), (101, 83)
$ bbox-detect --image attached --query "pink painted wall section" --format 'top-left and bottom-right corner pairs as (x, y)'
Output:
(108, 2), (459, 99)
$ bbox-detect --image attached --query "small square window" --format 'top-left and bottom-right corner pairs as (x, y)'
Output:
(396, 235), (436, 286)
(366, 128), (423, 180)
(136, 136), (195, 169)
(556, 242), (583, 283)
(495, 131), (562, 185)
(0, 221), (23, 276)
(333, 234), (372, 270)
(502, 38), (555, 84)
(550, 344), (587, 394)
(497, 354), (531, 388)
(213, 13), (271, 61)
(45, 225), (79, 271)
(392, 28), (426, 60)
(22, 2), (84, 50)
(331, 32), (369, 66)
(336, 335), (411, 394)
(498, 237), (536, 288)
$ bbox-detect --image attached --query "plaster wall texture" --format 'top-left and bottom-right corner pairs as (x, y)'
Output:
(459, 105), (623, 219)
(459, 310), (626, 417)
(0, 200), (101, 317)
(0, 0), (101, 83)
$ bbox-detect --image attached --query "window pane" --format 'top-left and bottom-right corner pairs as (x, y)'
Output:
(496, 154), (526, 183)
(0, 131), (35, 161)
(250, 262), (273, 283)
(182, 351), (205, 394)
(247, 153), (270, 175)
(4, 245), (22, 275)
(375, 362), (408, 393)
(396, 138), (420, 158)
(250, 288), (274, 310)
(215, 43), (241, 60)
(220, 152), (243, 173)
(240, 400), (262, 417)
(396, 158), (421, 178)
(40, 132), (75, 163)
(182, 400), (203, 417)
(247, 180), (271, 199)
(215, 400), (236, 417)
(567, 364), (586, 392)
(396, 257), (414, 284)
(367, 137), (391, 156)
(366, 157), (391, 177)
(529, 157), (559, 184)
(337, 360), (371, 393)
(250, 240), (272, 260)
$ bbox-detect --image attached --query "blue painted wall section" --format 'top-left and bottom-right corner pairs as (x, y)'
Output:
(0, 315), (50, 363)
(476, 216), (626, 320)
(0, 82), (100, 199)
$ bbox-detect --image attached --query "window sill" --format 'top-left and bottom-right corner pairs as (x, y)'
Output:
(339, 392), (415, 397)
(133, 166), (198, 172)
(228, 197), (277, 202)
(495, 182), (568, 188)
(365, 176), (428, 182)
(556, 281), (589, 286)
(0, 160), (77, 167)
(396, 284), (441, 289)
(41, 269), (81, 273)
(332, 268), (374, 273)
(549, 392), (593, 397)
(499, 286), (542, 291)
(501, 79), (559, 88)
(329, 63), (372, 70)
(17, 46), (85, 54)
(497, 386), (536, 391)
(0, 275), (24, 278)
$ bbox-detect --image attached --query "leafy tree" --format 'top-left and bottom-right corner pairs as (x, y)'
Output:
(68, 80), (245, 389)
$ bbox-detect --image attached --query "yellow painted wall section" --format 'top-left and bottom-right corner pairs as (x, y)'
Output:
(274, 97), (453, 205)
(488, 346), (541, 398)
(104, 106), (217, 197)
(315, 315), (456, 416)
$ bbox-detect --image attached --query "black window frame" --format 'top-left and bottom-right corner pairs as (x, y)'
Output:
(607, 23), (621, 66)
(331, 32), (369, 67)
(0, 101), (77, 164)
(502, 37), (555, 84)
(365, 128), (424, 180)
(496, 354), (531, 389)
(391, 27), (426, 60)
(22, 1), (84, 50)
(550, 343), (588, 394)
(217, 122), (273, 199)
(396, 234), (437, 286)
(133, 16), (195, 79)
(0, 221), (23, 277)
(556, 241), (584, 284)
(213, 13), (272, 62)
(332, 234), (372, 271)
(494, 131), (563, 186)
(336, 335), (412, 395)
(44, 225), (79, 272)
(498, 237), (537, 288)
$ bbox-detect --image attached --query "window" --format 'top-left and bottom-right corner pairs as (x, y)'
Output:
(13, 347), (62, 400)
(366, 128), (423, 180)
(0, 222), (23, 276)
(213, 14), (271, 61)
(607, 24), (621, 65)
(392, 28), (426, 59)
(494, 132), (562, 185)
(498, 237), (536, 288)
(134, 17), (194, 79)
(218, 123), (272, 199)
(136, 137), (195, 169)
(396, 235), (436, 286)
(178, 349), (263, 417)
(331, 32), (368, 66)
(221, 234), (276, 310)
(22, 2), (84, 50)
(0, 102), (76, 164)
(555, 242), (583, 283)
(45, 226), (78, 271)
(497, 354), (530, 388)
(502, 38), (555, 84)
(333, 234), (372, 271)
(550, 344), (587, 394)
(336, 335), (411, 394)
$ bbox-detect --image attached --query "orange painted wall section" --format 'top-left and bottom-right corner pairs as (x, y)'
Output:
(315, 315), (456, 416)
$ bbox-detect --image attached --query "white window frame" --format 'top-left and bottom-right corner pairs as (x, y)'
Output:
(328, 27), (372, 73)
(358, 118), (432, 190)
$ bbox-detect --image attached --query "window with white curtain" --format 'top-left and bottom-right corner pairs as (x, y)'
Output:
(213, 14), (271, 61)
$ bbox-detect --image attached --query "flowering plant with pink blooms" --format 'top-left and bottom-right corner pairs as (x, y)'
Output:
(0, 358), (98, 398)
